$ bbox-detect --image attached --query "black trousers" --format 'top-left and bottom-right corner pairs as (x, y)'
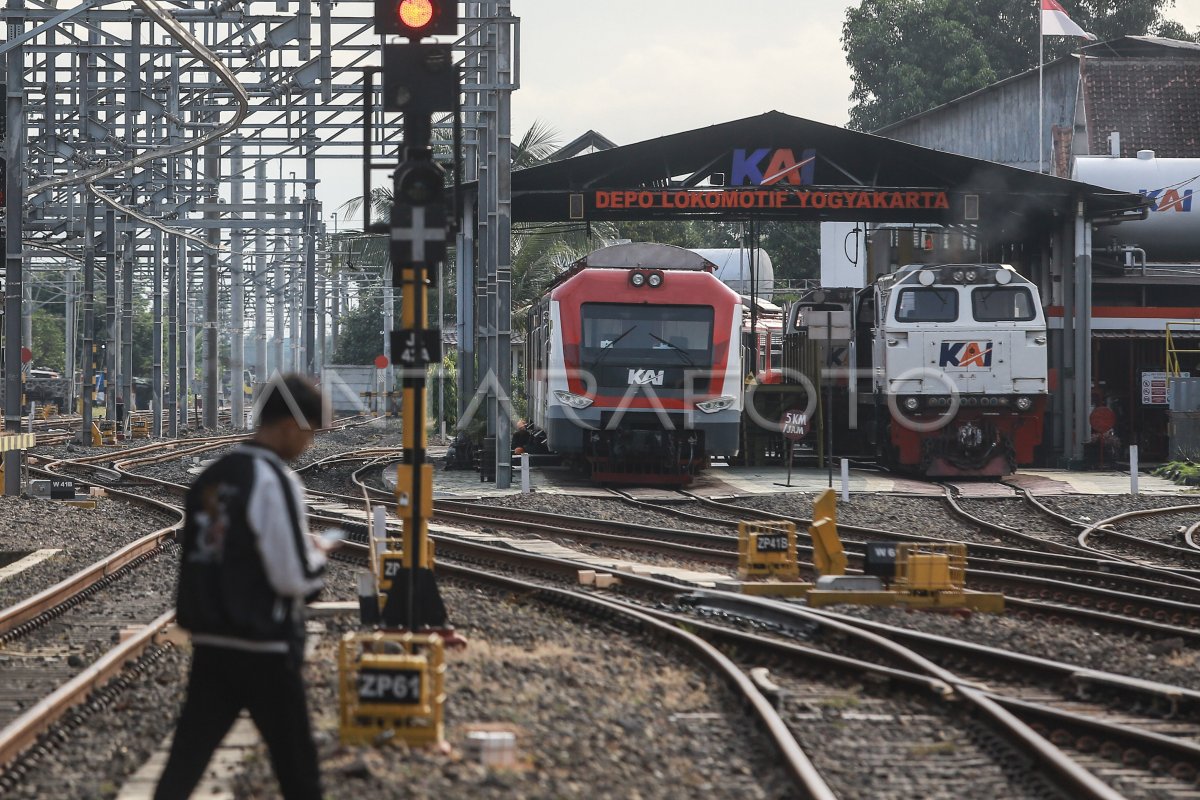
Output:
(154, 644), (322, 800)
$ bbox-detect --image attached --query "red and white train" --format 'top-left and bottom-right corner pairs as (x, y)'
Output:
(525, 243), (743, 483)
(526, 243), (1049, 481)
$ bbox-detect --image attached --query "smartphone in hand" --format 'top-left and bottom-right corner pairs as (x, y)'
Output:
(317, 528), (347, 551)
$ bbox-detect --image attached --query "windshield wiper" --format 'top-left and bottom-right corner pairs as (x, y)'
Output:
(587, 326), (636, 370)
(648, 332), (695, 367)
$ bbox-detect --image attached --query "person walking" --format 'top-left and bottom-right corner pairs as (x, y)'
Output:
(156, 374), (332, 799)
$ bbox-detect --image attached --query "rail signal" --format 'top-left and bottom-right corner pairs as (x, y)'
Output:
(374, 0), (457, 38)
(382, 43), (457, 116)
(390, 154), (447, 275)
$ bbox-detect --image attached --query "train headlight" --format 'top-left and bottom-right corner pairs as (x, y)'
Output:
(553, 390), (593, 409)
(1015, 396), (1033, 411)
(994, 269), (1013, 285)
(965, 269), (978, 283)
(630, 271), (646, 287)
(903, 397), (920, 411)
(696, 395), (737, 414)
(647, 271), (664, 288)
(918, 270), (936, 286)
(951, 269), (965, 283)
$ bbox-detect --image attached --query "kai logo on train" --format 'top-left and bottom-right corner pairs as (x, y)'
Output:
(1141, 188), (1193, 212)
(627, 369), (664, 386)
(731, 148), (816, 186)
(939, 341), (993, 369)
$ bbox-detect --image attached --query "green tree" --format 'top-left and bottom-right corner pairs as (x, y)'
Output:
(329, 291), (386, 364)
(761, 222), (820, 285)
(843, 0), (1195, 131)
(30, 309), (66, 372)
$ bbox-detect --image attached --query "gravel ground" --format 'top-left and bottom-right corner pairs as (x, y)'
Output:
(2, 644), (191, 800)
(472, 494), (737, 536)
(0, 496), (177, 609)
(731, 492), (1018, 545)
(120, 420), (402, 487)
(1043, 494), (1200, 526)
(231, 579), (797, 799)
(819, 603), (1200, 691)
(19, 430), (1200, 800)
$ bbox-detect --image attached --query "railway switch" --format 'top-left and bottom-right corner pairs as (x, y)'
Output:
(338, 631), (446, 746)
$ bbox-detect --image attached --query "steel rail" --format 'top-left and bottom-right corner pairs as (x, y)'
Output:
(321, 476), (1200, 631)
(397, 551), (838, 800)
(681, 490), (1200, 591)
(1080, 504), (1200, 570)
(614, 596), (1200, 781)
(327, 514), (1200, 729)
(0, 609), (176, 773)
(0, 526), (177, 640)
(406, 533), (1125, 800)
(941, 483), (1103, 558)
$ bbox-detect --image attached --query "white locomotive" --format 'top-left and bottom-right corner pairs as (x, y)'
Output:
(767, 263), (1048, 477)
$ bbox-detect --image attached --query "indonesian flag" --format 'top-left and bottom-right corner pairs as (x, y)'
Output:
(1041, 0), (1098, 39)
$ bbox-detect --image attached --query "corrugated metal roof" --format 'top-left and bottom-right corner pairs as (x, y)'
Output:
(489, 111), (1147, 225)
(1084, 57), (1200, 157)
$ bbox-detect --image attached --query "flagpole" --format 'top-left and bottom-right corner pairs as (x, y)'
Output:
(1038, 0), (1044, 174)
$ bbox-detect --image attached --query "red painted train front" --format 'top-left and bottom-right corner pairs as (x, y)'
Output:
(525, 243), (744, 484)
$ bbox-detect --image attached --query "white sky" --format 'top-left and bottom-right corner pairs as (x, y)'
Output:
(511, 0), (1200, 147)
(320, 0), (1200, 224)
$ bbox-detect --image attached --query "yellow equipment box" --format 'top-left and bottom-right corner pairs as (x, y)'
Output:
(338, 631), (446, 747)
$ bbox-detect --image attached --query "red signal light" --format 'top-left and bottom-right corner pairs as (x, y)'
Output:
(397, 0), (433, 29)
(375, 0), (456, 37)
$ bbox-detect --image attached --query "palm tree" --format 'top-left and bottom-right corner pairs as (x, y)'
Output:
(334, 120), (620, 333)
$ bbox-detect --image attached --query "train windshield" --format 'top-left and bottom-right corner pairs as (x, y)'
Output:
(971, 286), (1036, 322)
(580, 303), (714, 383)
(894, 288), (958, 322)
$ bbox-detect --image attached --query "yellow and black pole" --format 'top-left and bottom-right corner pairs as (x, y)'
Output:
(381, 150), (449, 630)
(372, 3), (458, 628)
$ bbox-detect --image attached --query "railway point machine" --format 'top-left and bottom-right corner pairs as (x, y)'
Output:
(801, 490), (1004, 613)
(716, 490), (1003, 612)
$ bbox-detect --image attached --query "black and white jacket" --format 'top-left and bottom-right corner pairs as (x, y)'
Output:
(176, 442), (326, 654)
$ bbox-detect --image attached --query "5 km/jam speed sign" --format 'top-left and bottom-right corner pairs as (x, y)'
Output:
(782, 409), (808, 440)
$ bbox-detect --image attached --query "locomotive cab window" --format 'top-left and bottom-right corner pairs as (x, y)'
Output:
(894, 288), (958, 322)
(581, 304), (713, 352)
(580, 303), (714, 387)
(972, 286), (1036, 322)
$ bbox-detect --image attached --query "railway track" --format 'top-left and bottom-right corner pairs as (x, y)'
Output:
(318, 485), (1191, 798)
(17, 438), (1200, 797)
(0, 484), (183, 786)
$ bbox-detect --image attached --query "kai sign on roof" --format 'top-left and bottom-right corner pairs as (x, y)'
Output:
(730, 148), (816, 186)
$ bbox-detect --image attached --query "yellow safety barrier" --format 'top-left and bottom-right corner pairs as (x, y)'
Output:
(737, 520), (799, 580)
(808, 489), (847, 577)
(92, 421), (117, 447)
(338, 631), (445, 747)
(894, 542), (965, 595)
(0, 433), (37, 496)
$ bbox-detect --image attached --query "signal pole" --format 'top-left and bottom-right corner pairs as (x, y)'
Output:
(371, 0), (459, 631)
(4, 0), (26, 496)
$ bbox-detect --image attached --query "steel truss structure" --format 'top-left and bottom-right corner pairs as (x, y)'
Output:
(0, 0), (515, 492)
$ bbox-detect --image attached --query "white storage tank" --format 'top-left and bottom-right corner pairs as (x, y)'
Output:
(690, 248), (775, 300)
(1073, 152), (1200, 262)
